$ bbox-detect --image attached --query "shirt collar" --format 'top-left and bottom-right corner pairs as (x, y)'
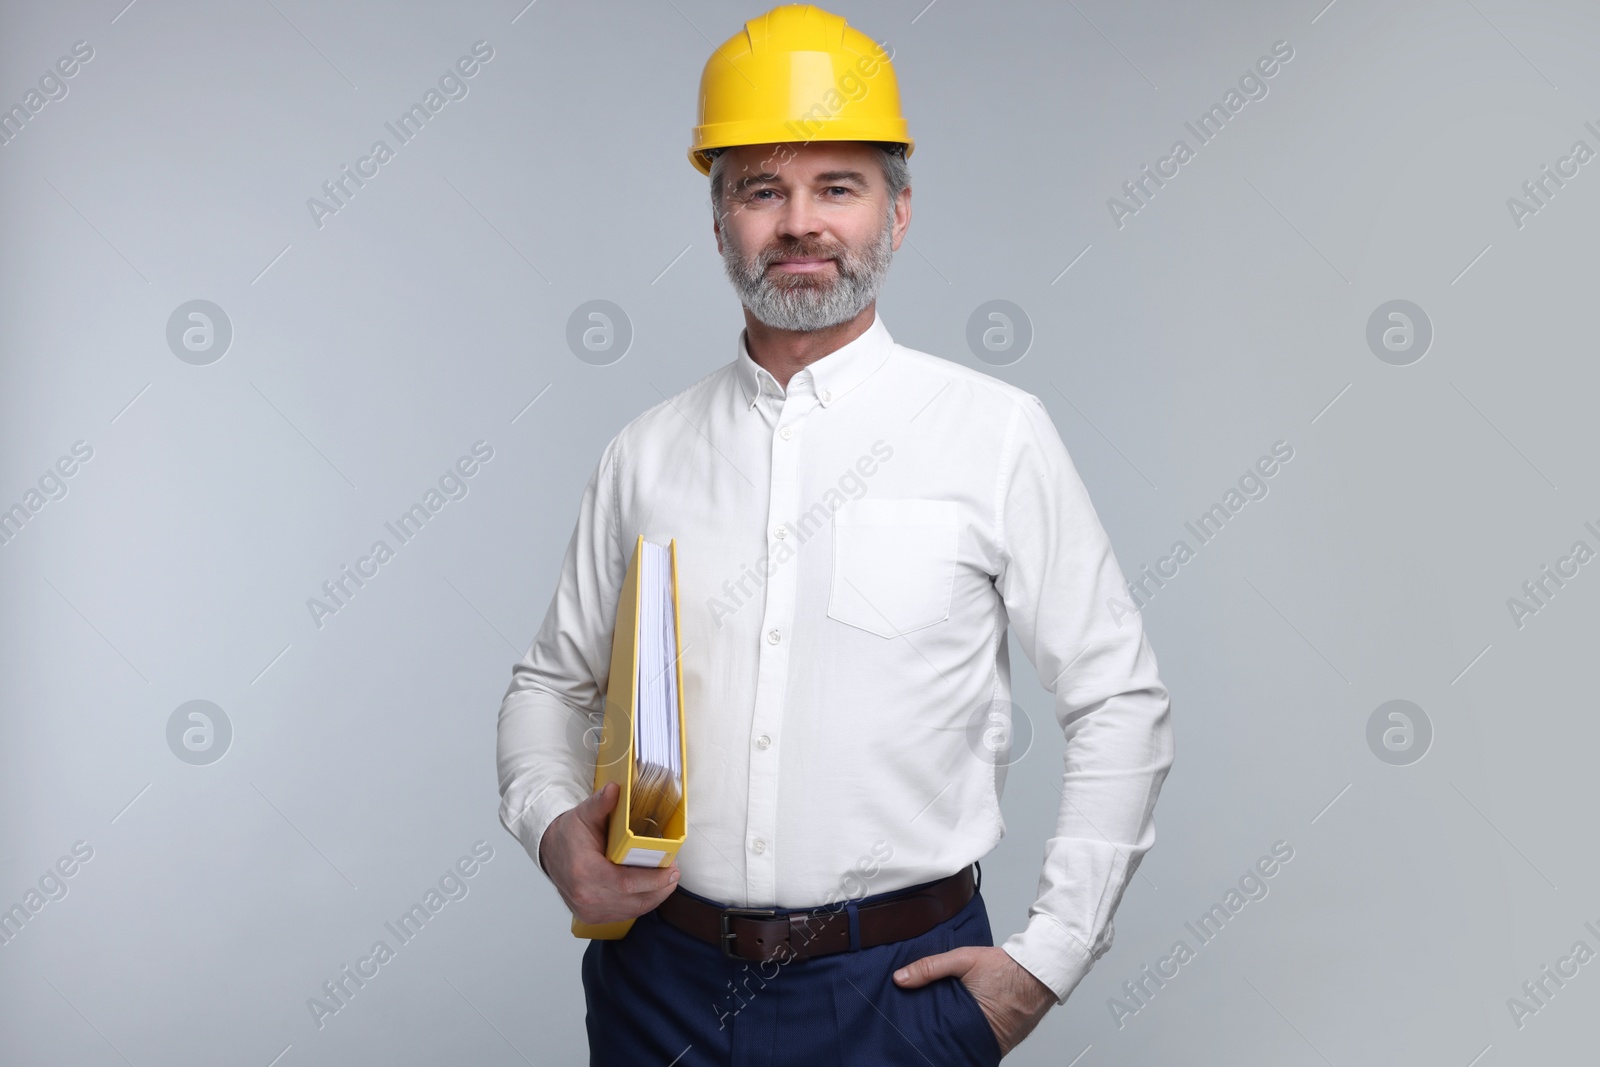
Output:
(734, 312), (894, 411)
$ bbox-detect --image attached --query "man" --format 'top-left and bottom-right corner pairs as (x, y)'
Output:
(496, 5), (1173, 1063)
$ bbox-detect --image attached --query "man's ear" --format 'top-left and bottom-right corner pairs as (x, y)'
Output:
(891, 185), (912, 252)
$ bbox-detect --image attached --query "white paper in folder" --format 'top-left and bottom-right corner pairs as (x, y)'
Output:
(626, 540), (682, 846)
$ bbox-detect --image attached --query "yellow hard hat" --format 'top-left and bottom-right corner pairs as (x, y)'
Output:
(688, 3), (914, 176)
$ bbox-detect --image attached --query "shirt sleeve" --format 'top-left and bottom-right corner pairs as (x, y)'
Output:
(992, 393), (1176, 1005)
(495, 433), (628, 878)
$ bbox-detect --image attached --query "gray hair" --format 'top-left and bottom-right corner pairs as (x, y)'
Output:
(710, 142), (909, 228)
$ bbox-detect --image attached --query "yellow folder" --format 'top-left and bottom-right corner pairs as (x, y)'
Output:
(571, 535), (689, 939)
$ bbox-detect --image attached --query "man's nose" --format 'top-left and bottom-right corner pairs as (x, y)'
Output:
(774, 193), (824, 241)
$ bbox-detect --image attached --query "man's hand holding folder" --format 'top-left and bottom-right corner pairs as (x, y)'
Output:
(540, 780), (681, 926)
(552, 535), (688, 940)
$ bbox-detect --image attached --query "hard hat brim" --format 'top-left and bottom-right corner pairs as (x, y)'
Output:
(689, 121), (915, 177)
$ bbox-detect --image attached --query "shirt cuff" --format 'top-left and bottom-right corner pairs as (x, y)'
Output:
(1001, 913), (1098, 1006)
(500, 783), (589, 878)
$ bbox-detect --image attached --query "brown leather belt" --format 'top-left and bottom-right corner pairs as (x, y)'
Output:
(655, 865), (977, 963)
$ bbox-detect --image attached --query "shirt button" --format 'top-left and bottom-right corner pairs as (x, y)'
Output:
(752, 838), (767, 855)
(756, 734), (771, 750)
(773, 525), (787, 540)
(767, 629), (781, 644)
(779, 426), (793, 440)
(821, 389), (833, 403)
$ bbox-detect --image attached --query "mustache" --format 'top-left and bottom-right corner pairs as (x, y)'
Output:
(757, 240), (846, 268)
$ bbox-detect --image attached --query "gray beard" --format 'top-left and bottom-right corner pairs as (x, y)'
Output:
(720, 211), (894, 332)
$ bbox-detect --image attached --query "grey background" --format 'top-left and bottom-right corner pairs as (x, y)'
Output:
(2, 0), (1596, 1064)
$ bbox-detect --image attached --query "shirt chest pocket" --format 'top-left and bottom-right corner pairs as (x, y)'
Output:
(827, 498), (958, 638)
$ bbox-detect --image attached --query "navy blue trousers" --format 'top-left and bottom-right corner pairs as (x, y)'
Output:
(582, 876), (1004, 1066)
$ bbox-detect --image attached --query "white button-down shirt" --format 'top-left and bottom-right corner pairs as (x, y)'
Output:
(496, 312), (1174, 1002)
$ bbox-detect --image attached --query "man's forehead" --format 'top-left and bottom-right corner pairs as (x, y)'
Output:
(722, 141), (880, 182)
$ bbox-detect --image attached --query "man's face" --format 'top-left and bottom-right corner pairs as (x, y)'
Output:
(713, 141), (910, 332)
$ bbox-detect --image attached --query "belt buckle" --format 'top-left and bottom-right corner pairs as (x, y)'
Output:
(718, 906), (781, 959)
